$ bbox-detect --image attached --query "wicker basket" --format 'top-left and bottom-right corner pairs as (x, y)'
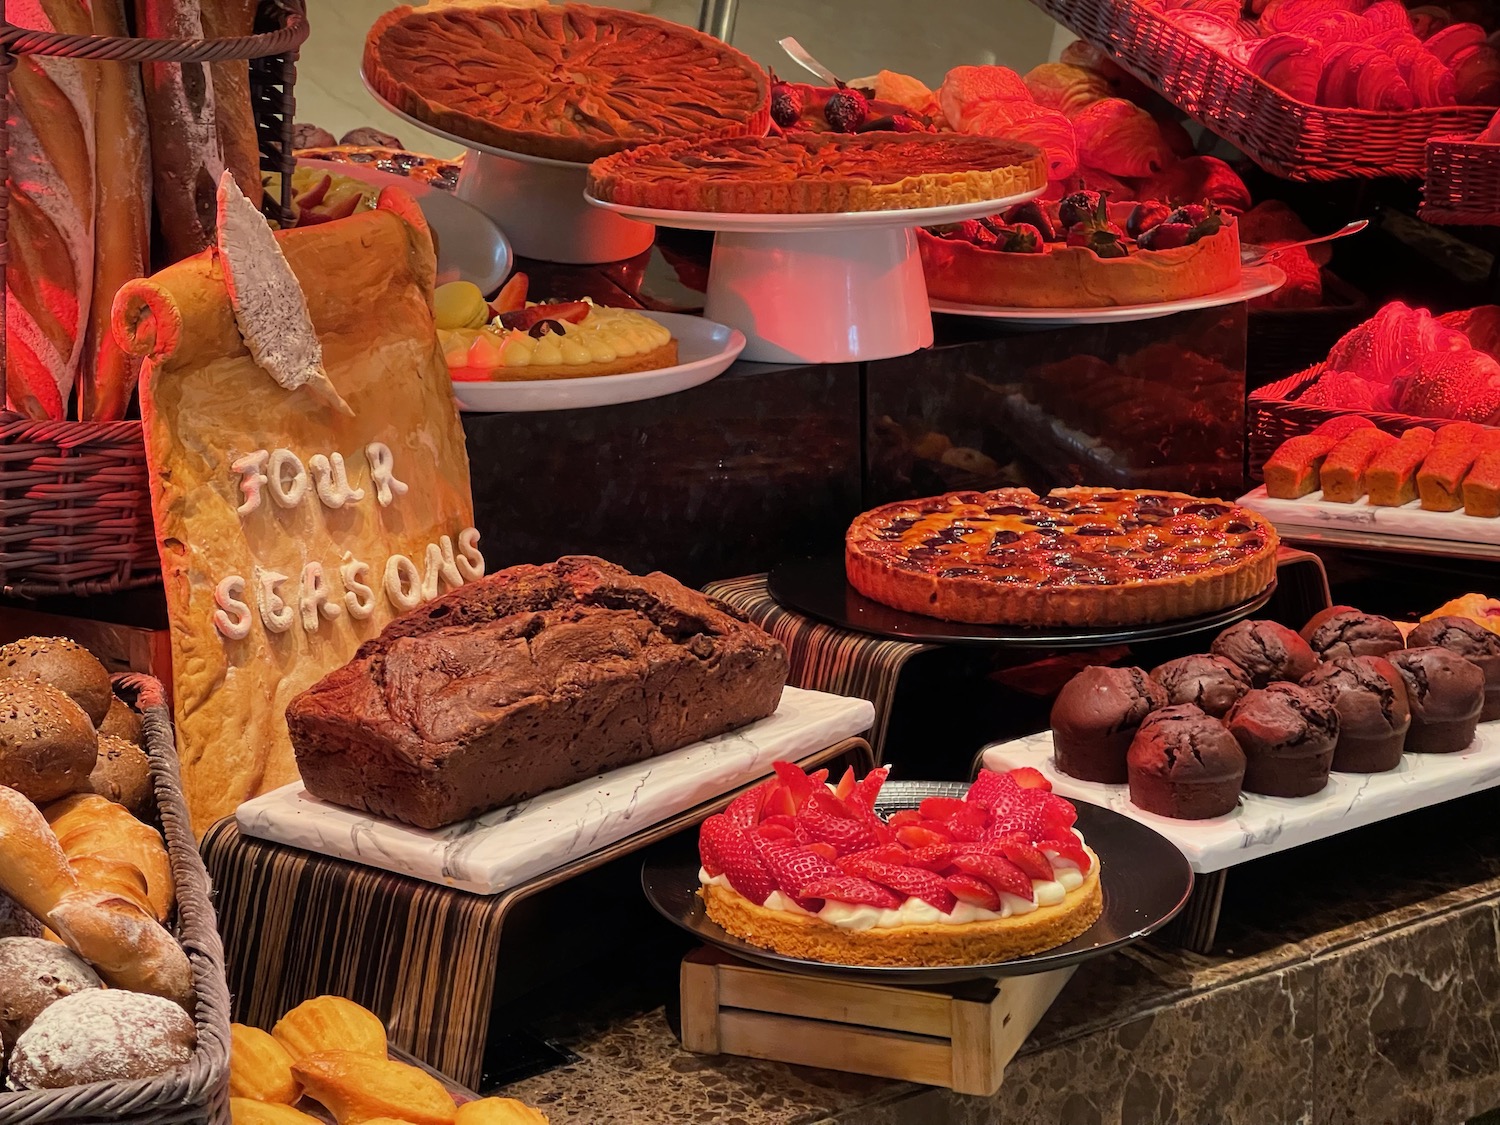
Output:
(1421, 133), (1500, 227)
(0, 0), (307, 597)
(1247, 273), (1370, 390)
(1030, 0), (1497, 181)
(0, 673), (231, 1124)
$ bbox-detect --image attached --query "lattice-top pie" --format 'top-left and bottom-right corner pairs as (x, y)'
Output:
(586, 132), (1048, 214)
(363, 3), (771, 163)
(845, 487), (1279, 626)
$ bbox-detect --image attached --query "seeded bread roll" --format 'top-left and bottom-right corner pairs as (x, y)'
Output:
(0, 681), (98, 804)
(0, 937), (102, 1044)
(7, 988), (195, 1089)
(0, 638), (112, 728)
(98, 696), (143, 744)
(0, 892), (43, 940)
(86, 734), (154, 817)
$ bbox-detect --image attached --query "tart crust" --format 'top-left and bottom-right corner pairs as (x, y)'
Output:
(702, 850), (1102, 967)
(454, 339), (678, 382)
(364, 3), (770, 163)
(919, 222), (1242, 308)
(844, 487), (1279, 626)
(586, 133), (1048, 214)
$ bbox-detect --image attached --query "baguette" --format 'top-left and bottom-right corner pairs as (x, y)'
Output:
(47, 888), (193, 1005)
(136, 0), (227, 262)
(0, 785), (78, 920)
(201, 0), (263, 209)
(44, 792), (174, 921)
(5, 0), (97, 418)
(68, 854), (155, 916)
(81, 0), (151, 420)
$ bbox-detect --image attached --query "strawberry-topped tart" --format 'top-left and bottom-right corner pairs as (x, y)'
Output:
(699, 762), (1102, 967)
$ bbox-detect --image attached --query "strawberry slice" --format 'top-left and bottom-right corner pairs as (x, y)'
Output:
(844, 843), (912, 867)
(965, 769), (1012, 808)
(489, 272), (529, 315)
(1039, 793), (1078, 831)
(993, 835), (1055, 881)
(723, 782), (768, 828)
(853, 765), (891, 809)
(945, 873), (1001, 911)
(801, 875), (903, 909)
(756, 822), (795, 842)
(759, 813), (796, 834)
(840, 856), (958, 913)
(943, 805), (988, 843)
(1009, 767), (1052, 791)
(755, 839), (843, 909)
(496, 302), (591, 332)
(834, 767), (858, 801)
(805, 842), (838, 862)
(985, 786), (1047, 840)
(887, 809), (924, 830)
(919, 796), (969, 822)
(700, 816), (777, 904)
(797, 787), (884, 855)
(1039, 833), (1092, 873)
(771, 761), (820, 814)
(895, 824), (949, 851)
(904, 843), (955, 871)
(950, 853), (1035, 902)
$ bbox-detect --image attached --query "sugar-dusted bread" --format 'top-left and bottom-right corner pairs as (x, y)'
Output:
(286, 556), (789, 829)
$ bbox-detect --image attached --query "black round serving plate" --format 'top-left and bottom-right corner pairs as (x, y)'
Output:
(766, 553), (1275, 648)
(641, 781), (1193, 985)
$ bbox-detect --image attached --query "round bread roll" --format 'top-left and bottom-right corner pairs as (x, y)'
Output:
(0, 892), (42, 940)
(0, 937), (103, 1044)
(0, 638), (112, 727)
(0, 680), (98, 803)
(7, 988), (195, 1089)
(86, 734), (153, 816)
(98, 696), (143, 745)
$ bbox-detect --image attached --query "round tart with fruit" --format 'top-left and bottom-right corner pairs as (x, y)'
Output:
(363, 3), (770, 163)
(434, 276), (677, 382)
(767, 76), (937, 135)
(586, 132), (1047, 214)
(699, 762), (1101, 967)
(845, 486), (1278, 626)
(920, 191), (1241, 308)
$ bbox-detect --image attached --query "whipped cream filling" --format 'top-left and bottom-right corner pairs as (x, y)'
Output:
(701, 830), (1088, 932)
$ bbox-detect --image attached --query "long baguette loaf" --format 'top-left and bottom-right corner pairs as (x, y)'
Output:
(136, 0), (227, 262)
(0, 785), (78, 919)
(48, 888), (193, 1006)
(201, 0), (263, 209)
(81, 0), (152, 421)
(45, 792), (175, 922)
(5, 0), (97, 419)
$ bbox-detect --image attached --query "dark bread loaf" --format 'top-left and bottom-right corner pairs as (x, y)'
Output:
(287, 556), (789, 829)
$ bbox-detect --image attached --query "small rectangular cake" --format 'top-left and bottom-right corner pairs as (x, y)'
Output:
(1320, 428), (1398, 503)
(286, 556), (789, 829)
(1263, 416), (1374, 499)
(1418, 424), (1489, 512)
(1463, 449), (1500, 517)
(1367, 426), (1434, 507)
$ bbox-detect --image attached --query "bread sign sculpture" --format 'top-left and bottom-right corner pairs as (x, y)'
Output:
(114, 174), (481, 832)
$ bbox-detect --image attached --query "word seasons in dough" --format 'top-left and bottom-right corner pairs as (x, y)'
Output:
(212, 442), (484, 641)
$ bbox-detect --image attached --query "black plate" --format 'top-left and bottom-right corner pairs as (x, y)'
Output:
(641, 781), (1193, 984)
(767, 553), (1275, 648)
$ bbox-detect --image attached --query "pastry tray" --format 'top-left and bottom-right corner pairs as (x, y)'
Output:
(981, 724), (1500, 874)
(1240, 485), (1500, 562)
(235, 687), (874, 893)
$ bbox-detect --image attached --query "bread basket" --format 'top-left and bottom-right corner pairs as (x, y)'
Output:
(1421, 133), (1500, 227)
(0, 0), (308, 597)
(0, 674), (231, 1124)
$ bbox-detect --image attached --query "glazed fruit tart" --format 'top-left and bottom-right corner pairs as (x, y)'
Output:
(699, 762), (1101, 967)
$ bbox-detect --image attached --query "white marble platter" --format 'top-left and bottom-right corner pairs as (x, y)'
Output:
(981, 723), (1500, 874)
(1239, 485), (1500, 559)
(236, 687), (874, 894)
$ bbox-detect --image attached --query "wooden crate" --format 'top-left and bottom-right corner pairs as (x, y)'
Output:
(680, 947), (1074, 1096)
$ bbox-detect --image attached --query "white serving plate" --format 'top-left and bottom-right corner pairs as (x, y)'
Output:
(1240, 484), (1500, 560)
(583, 190), (1045, 234)
(236, 687), (875, 894)
(930, 264), (1285, 325)
(296, 158), (511, 293)
(450, 310), (744, 413)
(982, 724), (1500, 874)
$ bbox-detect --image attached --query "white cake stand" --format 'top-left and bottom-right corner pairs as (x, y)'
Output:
(584, 191), (1043, 363)
(365, 81), (655, 264)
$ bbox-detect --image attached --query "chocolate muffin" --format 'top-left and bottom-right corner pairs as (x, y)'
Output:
(1211, 620), (1319, 688)
(1407, 615), (1500, 722)
(1388, 647), (1484, 754)
(1051, 666), (1167, 784)
(1300, 657), (1410, 773)
(1300, 606), (1404, 662)
(1224, 683), (1339, 798)
(1149, 654), (1252, 718)
(1126, 704), (1246, 820)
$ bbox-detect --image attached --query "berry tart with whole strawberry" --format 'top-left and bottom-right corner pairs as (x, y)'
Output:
(767, 74), (938, 136)
(920, 190), (1242, 308)
(698, 762), (1103, 967)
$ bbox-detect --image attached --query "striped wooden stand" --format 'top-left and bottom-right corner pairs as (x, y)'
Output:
(680, 947), (1074, 1096)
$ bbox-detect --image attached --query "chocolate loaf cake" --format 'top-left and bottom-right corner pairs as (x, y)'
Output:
(286, 556), (789, 829)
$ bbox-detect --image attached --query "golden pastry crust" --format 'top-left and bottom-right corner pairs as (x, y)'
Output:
(451, 339), (677, 382)
(702, 850), (1102, 967)
(364, 3), (770, 163)
(844, 487), (1279, 626)
(586, 133), (1048, 214)
(919, 222), (1242, 308)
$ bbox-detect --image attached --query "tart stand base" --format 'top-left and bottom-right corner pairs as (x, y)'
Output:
(680, 947), (1074, 1096)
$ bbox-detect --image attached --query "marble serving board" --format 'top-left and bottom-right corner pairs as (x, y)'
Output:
(1239, 485), (1500, 557)
(235, 687), (875, 894)
(981, 724), (1500, 873)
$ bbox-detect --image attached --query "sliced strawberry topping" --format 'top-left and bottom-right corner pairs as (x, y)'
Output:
(1039, 793), (1078, 831)
(1039, 833), (1092, 873)
(723, 782), (768, 828)
(887, 809), (924, 829)
(701, 815), (777, 905)
(945, 873), (1001, 911)
(759, 813), (796, 834)
(847, 843), (913, 867)
(1009, 767), (1052, 791)
(904, 843), (956, 871)
(796, 787), (885, 855)
(949, 852), (1035, 902)
(965, 769), (1010, 808)
(755, 839), (843, 910)
(919, 796), (969, 822)
(804, 841), (838, 862)
(839, 855), (958, 913)
(943, 805), (987, 843)
(993, 836), (1055, 881)
(801, 875), (903, 909)
(771, 761), (821, 813)
(756, 822), (795, 842)
(895, 824), (949, 851)
(834, 767), (858, 801)
(853, 765), (891, 809)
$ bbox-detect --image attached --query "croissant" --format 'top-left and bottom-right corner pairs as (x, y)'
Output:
(1355, 53), (1415, 110)
(1426, 23), (1486, 66)
(1248, 34), (1323, 102)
